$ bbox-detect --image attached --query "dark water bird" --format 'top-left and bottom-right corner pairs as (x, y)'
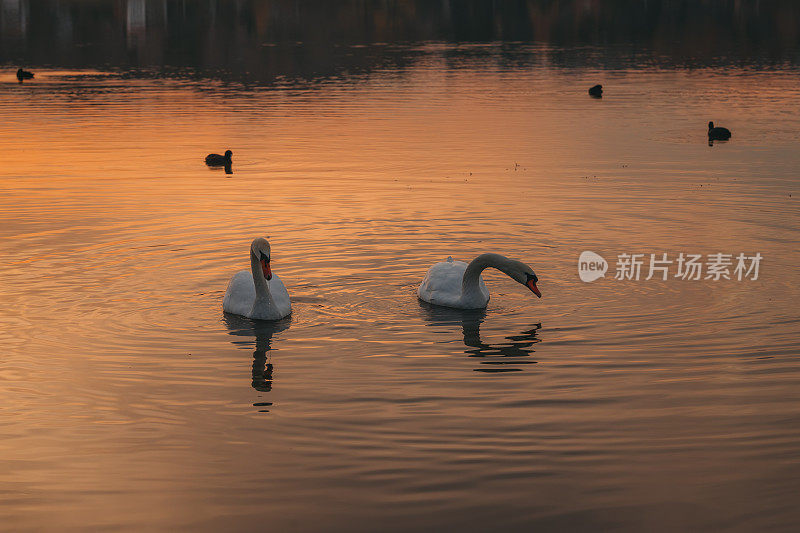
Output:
(16, 68), (34, 81)
(205, 150), (232, 166)
(708, 122), (731, 141)
(588, 84), (603, 97)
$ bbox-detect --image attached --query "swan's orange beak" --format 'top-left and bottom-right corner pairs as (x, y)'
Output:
(261, 259), (272, 281)
(526, 279), (541, 298)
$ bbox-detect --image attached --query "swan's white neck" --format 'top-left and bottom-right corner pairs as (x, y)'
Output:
(250, 251), (274, 308)
(462, 253), (519, 300)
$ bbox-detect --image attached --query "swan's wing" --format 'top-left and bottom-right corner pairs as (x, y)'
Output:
(223, 270), (256, 317)
(418, 260), (469, 306)
(267, 273), (292, 318)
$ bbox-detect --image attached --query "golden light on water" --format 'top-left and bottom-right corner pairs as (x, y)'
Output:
(2, 2), (800, 530)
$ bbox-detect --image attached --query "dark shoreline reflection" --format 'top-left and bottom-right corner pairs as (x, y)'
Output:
(223, 313), (291, 397)
(418, 301), (541, 372)
(2, 0), (800, 87)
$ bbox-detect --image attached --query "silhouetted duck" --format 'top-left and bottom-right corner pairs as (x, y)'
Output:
(205, 150), (232, 166)
(16, 68), (34, 81)
(708, 122), (731, 141)
(588, 84), (603, 97)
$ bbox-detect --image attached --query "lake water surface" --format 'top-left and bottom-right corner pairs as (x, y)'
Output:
(2, 36), (800, 532)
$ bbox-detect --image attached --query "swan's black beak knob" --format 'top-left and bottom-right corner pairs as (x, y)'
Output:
(260, 256), (272, 281)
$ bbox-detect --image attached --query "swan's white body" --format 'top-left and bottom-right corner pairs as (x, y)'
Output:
(418, 253), (540, 310)
(223, 238), (291, 321)
(418, 257), (490, 309)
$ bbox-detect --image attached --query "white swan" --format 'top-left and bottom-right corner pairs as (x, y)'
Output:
(418, 253), (541, 309)
(223, 237), (291, 321)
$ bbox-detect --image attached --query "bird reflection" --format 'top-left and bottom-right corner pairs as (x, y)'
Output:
(223, 313), (291, 393)
(206, 163), (233, 174)
(418, 301), (541, 371)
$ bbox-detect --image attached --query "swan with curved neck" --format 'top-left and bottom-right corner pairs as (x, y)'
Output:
(418, 253), (541, 309)
(223, 237), (291, 320)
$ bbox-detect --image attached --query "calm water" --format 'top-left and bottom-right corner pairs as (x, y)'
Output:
(2, 33), (800, 533)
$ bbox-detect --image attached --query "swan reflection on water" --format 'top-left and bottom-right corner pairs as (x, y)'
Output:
(223, 313), (291, 396)
(418, 301), (541, 372)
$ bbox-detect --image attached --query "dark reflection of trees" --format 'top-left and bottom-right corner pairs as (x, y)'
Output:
(223, 313), (291, 395)
(419, 300), (542, 372)
(2, 0), (799, 85)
